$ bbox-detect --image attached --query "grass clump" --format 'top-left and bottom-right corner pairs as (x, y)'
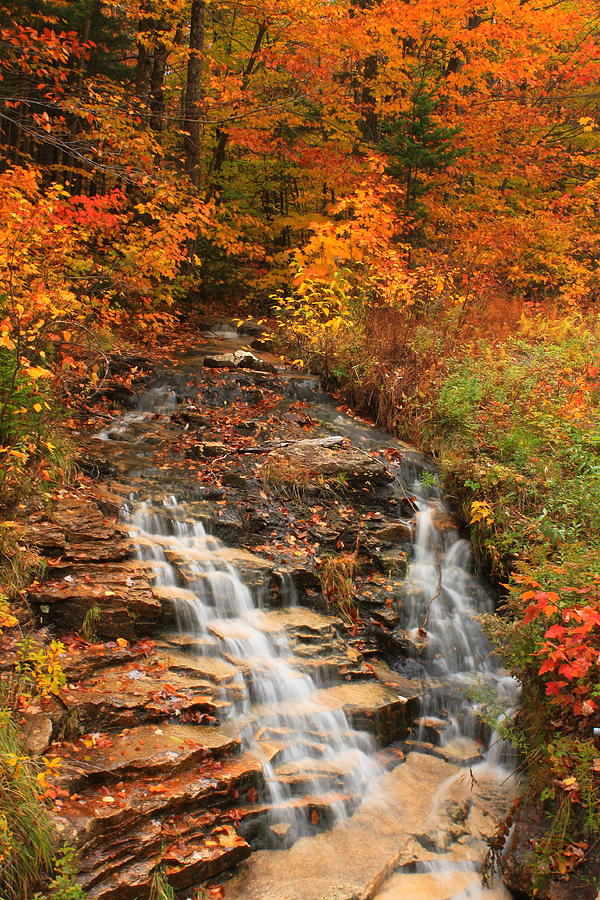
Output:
(81, 605), (101, 644)
(319, 552), (359, 623)
(259, 454), (316, 500)
(0, 711), (55, 899)
(149, 862), (176, 900)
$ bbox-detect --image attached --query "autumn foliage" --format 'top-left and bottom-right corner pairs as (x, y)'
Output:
(0, 0), (598, 892)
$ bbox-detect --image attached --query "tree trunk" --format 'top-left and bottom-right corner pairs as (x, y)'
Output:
(206, 21), (267, 197)
(183, 0), (206, 185)
(150, 20), (168, 132)
(136, 2), (153, 106)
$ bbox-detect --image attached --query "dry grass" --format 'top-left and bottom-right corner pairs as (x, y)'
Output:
(319, 552), (359, 623)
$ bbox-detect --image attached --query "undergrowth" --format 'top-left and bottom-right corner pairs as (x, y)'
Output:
(0, 710), (55, 899)
(276, 307), (600, 890)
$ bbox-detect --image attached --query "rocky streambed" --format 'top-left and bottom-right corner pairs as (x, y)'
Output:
(14, 321), (520, 899)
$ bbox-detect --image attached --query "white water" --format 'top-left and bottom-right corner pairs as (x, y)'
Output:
(123, 495), (381, 843)
(399, 496), (519, 772)
(95, 371), (517, 894)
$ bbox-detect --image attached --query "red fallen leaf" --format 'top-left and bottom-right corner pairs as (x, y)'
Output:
(246, 787), (258, 803)
(310, 810), (319, 825)
(217, 829), (240, 847)
(207, 887), (224, 899)
(226, 807), (242, 822)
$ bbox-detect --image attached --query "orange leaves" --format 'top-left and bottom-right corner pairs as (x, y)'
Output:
(517, 576), (600, 719)
(522, 590), (561, 622)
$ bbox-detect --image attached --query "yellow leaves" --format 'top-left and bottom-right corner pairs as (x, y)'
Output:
(469, 500), (495, 526)
(23, 365), (52, 381)
(0, 595), (18, 632)
(0, 332), (15, 350)
(4, 754), (27, 769)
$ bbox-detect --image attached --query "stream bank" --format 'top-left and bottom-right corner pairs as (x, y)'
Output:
(10, 319), (520, 899)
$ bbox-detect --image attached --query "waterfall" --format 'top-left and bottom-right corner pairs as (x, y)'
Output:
(123, 495), (381, 845)
(400, 496), (519, 770)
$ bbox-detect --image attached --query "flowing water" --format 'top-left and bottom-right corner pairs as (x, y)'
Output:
(399, 497), (518, 765)
(94, 344), (517, 897)
(122, 494), (380, 844)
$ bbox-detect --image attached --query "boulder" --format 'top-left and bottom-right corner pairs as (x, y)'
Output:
(264, 440), (393, 494)
(204, 351), (277, 374)
(19, 709), (53, 755)
(375, 521), (414, 544)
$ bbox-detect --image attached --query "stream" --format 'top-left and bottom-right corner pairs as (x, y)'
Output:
(48, 321), (520, 899)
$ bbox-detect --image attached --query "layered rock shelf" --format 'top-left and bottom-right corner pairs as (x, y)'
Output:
(15, 321), (517, 900)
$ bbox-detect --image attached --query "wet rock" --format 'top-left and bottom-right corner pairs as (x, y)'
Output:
(202, 441), (228, 458)
(233, 419), (260, 438)
(370, 605), (402, 628)
(310, 681), (416, 744)
(222, 471), (251, 489)
(57, 753), (258, 899)
(184, 443), (206, 460)
(99, 383), (137, 408)
(174, 406), (210, 428)
(366, 659), (423, 701)
(107, 352), (150, 375)
(203, 352), (239, 369)
(430, 508), (460, 533)
(265, 440), (393, 494)
(76, 452), (119, 480)
(53, 723), (241, 791)
(19, 709), (53, 755)
(27, 522), (67, 552)
(390, 626), (428, 657)
(503, 796), (600, 900)
(60, 641), (150, 682)
(378, 547), (408, 577)
(29, 497), (131, 563)
(404, 737), (483, 767)
(204, 351), (277, 374)
(222, 754), (478, 900)
(374, 869), (505, 900)
(205, 485), (227, 500)
(59, 662), (229, 733)
(155, 644), (241, 687)
(47, 495), (115, 537)
(375, 521), (414, 544)
(33, 562), (162, 639)
(88, 483), (131, 517)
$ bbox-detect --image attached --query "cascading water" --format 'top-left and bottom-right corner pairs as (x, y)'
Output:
(91, 356), (517, 897)
(122, 492), (381, 845)
(397, 493), (519, 766)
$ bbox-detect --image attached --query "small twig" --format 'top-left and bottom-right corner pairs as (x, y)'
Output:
(421, 530), (443, 629)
